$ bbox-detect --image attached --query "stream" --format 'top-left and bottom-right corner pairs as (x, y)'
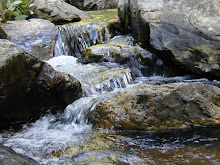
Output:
(1, 9), (220, 165)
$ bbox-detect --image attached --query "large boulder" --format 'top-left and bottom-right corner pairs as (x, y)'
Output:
(118, 0), (220, 78)
(29, 0), (92, 25)
(70, 0), (119, 10)
(0, 144), (39, 165)
(92, 82), (220, 131)
(1, 19), (56, 60)
(0, 40), (82, 129)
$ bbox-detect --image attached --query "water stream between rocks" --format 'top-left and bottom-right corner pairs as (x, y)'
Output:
(1, 9), (220, 165)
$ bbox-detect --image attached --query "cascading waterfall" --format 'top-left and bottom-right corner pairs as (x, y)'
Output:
(54, 24), (110, 57)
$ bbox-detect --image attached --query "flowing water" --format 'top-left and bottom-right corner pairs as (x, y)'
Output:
(1, 9), (220, 165)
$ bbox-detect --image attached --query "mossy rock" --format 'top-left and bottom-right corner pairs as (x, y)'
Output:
(91, 82), (220, 131)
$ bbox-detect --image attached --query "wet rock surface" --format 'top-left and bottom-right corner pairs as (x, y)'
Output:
(118, 0), (220, 78)
(0, 144), (39, 165)
(80, 35), (172, 77)
(0, 40), (82, 129)
(92, 82), (220, 131)
(1, 19), (56, 60)
(30, 0), (92, 25)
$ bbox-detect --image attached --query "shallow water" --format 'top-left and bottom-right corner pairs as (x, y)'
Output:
(1, 9), (220, 165)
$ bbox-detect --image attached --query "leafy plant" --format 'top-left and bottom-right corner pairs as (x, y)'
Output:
(1, 0), (34, 22)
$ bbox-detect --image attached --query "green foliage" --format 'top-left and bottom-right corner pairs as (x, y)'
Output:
(1, 0), (34, 22)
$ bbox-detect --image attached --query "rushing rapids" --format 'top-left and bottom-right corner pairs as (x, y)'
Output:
(1, 9), (220, 165)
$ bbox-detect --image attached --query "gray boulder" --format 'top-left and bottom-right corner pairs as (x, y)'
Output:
(92, 82), (220, 131)
(0, 144), (39, 165)
(1, 19), (56, 60)
(29, 0), (92, 25)
(70, 0), (119, 10)
(118, 0), (220, 77)
(0, 39), (82, 129)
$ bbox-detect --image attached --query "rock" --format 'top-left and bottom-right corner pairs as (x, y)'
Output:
(80, 35), (173, 77)
(70, 0), (119, 10)
(0, 144), (39, 165)
(0, 39), (82, 129)
(0, 26), (7, 39)
(0, 39), (42, 106)
(29, 0), (92, 25)
(33, 63), (82, 106)
(106, 16), (123, 37)
(118, 0), (220, 78)
(1, 19), (56, 60)
(92, 82), (220, 131)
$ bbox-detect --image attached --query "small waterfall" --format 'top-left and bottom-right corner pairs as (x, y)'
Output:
(54, 24), (111, 57)
(46, 56), (132, 96)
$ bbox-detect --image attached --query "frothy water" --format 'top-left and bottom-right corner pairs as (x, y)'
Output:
(1, 54), (134, 164)
(46, 56), (132, 95)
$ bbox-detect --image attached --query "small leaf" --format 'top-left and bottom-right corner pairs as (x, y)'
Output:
(13, 1), (23, 5)
(12, 10), (20, 16)
(29, 4), (35, 8)
(30, 10), (34, 15)
(9, 7), (15, 12)
(15, 14), (28, 20)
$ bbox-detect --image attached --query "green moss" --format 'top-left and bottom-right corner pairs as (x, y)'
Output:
(62, 9), (117, 27)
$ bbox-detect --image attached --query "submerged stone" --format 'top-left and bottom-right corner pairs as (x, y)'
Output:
(0, 144), (39, 165)
(92, 82), (220, 131)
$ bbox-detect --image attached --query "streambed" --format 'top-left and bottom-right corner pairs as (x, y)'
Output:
(0, 9), (220, 165)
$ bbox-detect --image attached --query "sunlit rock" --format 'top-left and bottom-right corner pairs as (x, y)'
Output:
(1, 19), (56, 60)
(92, 82), (220, 131)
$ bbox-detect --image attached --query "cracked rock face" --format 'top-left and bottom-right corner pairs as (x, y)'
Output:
(118, 0), (220, 78)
